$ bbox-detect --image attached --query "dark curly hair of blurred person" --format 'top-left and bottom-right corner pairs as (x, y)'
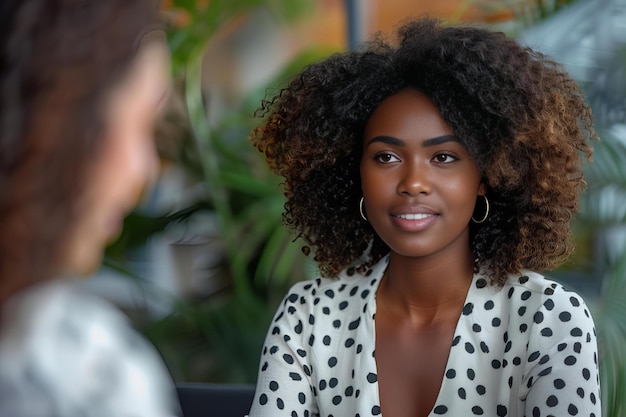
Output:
(0, 0), (159, 298)
(252, 18), (597, 285)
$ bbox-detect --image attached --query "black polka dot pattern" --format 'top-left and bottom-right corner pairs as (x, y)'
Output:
(247, 257), (601, 417)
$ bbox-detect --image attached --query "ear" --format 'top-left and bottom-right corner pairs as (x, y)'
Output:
(477, 181), (487, 197)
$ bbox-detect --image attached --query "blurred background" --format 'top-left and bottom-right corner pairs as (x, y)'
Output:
(81, 0), (626, 415)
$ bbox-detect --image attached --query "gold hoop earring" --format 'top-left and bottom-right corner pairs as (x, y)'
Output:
(359, 197), (368, 221)
(472, 195), (489, 224)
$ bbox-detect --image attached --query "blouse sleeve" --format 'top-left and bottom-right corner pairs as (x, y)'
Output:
(248, 283), (319, 417)
(0, 281), (181, 417)
(522, 290), (601, 417)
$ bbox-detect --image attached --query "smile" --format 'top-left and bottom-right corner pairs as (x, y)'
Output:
(390, 211), (439, 232)
(395, 213), (436, 220)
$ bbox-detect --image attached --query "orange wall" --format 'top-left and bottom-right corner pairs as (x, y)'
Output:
(300, 0), (517, 49)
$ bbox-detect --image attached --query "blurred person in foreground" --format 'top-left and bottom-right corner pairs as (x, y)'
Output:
(0, 1), (180, 416)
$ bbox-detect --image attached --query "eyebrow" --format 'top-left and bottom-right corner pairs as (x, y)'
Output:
(366, 134), (460, 147)
(422, 135), (461, 147)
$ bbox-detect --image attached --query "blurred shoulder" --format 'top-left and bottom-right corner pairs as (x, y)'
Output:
(0, 280), (180, 417)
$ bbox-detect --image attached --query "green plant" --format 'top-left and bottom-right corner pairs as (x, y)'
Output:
(104, 0), (340, 383)
(568, 35), (626, 416)
(573, 131), (626, 417)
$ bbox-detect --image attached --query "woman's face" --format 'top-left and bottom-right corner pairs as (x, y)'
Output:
(60, 41), (171, 275)
(360, 88), (485, 261)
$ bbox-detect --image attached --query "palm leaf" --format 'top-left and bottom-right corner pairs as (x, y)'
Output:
(585, 138), (626, 190)
(593, 250), (626, 417)
(580, 185), (626, 226)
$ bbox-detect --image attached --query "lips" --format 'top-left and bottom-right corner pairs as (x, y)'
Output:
(395, 213), (435, 220)
(389, 205), (439, 232)
(391, 204), (438, 217)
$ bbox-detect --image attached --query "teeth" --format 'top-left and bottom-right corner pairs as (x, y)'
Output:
(397, 213), (434, 220)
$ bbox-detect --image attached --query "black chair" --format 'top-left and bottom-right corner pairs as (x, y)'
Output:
(176, 382), (256, 417)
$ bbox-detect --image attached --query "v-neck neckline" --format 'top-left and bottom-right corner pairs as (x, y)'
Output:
(367, 255), (480, 417)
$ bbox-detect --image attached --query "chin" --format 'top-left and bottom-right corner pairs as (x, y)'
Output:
(79, 256), (104, 276)
(58, 220), (113, 278)
(60, 244), (105, 278)
(79, 247), (106, 275)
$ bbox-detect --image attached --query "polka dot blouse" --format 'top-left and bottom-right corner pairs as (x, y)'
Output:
(248, 256), (601, 417)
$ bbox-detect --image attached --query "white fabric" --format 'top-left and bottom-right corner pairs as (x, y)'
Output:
(0, 280), (180, 417)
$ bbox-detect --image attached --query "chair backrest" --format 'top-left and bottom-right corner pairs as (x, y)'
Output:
(176, 382), (256, 417)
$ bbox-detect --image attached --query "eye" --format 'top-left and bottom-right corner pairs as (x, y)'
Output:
(433, 153), (457, 164)
(374, 152), (400, 163)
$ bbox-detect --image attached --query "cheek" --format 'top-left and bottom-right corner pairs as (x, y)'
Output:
(360, 160), (383, 194)
(90, 132), (156, 208)
(360, 172), (380, 208)
(359, 167), (394, 230)
(448, 175), (477, 193)
(111, 110), (158, 181)
(444, 174), (483, 212)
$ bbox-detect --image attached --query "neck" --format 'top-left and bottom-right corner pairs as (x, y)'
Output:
(379, 249), (475, 314)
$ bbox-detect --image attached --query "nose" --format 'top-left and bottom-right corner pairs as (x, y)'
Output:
(396, 161), (431, 196)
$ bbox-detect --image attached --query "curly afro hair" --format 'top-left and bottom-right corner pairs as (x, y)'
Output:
(252, 18), (597, 285)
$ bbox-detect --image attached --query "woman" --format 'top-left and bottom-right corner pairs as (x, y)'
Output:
(0, 1), (179, 416)
(248, 18), (600, 417)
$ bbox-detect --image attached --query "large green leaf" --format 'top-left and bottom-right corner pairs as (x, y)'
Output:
(580, 185), (626, 226)
(585, 139), (626, 190)
(592, 250), (626, 417)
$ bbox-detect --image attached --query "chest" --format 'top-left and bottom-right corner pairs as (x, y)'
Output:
(375, 312), (458, 417)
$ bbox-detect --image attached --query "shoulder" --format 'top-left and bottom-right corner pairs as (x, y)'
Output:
(283, 258), (384, 307)
(272, 259), (385, 332)
(0, 280), (150, 356)
(501, 270), (596, 337)
(0, 280), (180, 417)
(504, 271), (591, 312)
(286, 270), (378, 302)
(278, 273), (373, 318)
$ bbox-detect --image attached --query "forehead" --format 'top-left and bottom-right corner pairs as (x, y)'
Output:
(363, 88), (454, 141)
